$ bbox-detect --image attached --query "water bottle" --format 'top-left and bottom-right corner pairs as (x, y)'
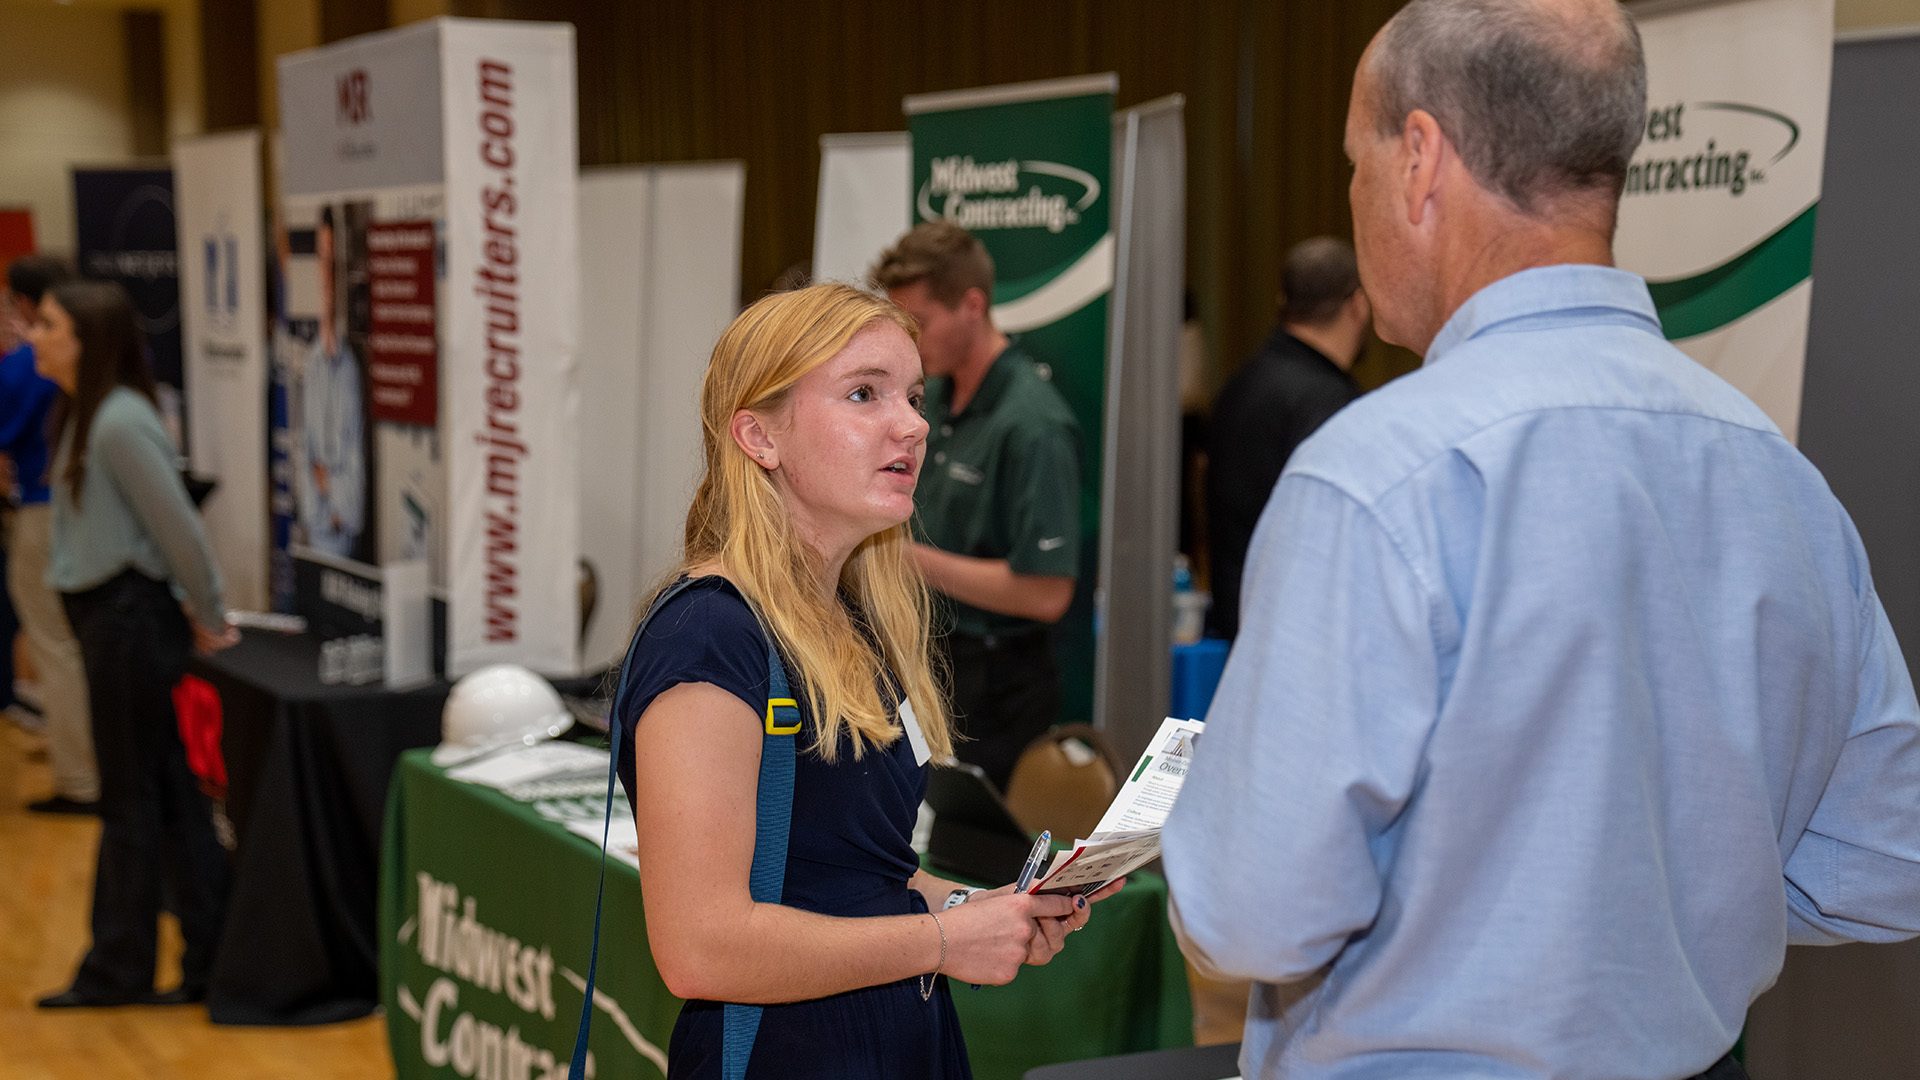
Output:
(1171, 555), (1208, 645)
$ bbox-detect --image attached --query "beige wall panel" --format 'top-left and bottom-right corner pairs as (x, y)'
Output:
(0, 6), (135, 255)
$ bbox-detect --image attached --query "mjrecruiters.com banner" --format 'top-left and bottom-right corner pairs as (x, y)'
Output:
(1616, 0), (1834, 442)
(442, 20), (580, 677)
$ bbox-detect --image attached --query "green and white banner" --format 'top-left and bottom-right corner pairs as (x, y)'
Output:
(1617, 0), (1834, 442)
(905, 74), (1114, 725)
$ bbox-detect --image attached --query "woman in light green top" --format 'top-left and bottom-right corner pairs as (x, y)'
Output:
(28, 280), (237, 1009)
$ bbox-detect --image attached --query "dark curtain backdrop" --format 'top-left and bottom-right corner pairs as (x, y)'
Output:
(453, 0), (1417, 390)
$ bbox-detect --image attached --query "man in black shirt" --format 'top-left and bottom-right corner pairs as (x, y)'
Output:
(1205, 237), (1371, 639)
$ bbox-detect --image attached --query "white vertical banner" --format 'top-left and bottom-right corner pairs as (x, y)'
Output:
(812, 132), (910, 286)
(576, 163), (744, 670)
(636, 163), (744, 624)
(175, 129), (269, 611)
(1617, 0), (1834, 442)
(577, 168), (651, 672)
(441, 19), (580, 676)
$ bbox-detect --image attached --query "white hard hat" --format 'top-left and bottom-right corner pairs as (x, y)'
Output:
(432, 663), (574, 767)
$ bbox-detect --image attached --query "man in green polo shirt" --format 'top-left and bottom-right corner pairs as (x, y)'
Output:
(874, 222), (1081, 792)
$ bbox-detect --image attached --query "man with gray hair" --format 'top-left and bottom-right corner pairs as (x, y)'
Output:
(1164, 2), (1920, 1078)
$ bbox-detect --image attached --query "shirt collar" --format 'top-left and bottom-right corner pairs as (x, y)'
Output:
(952, 341), (1023, 420)
(1424, 264), (1662, 366)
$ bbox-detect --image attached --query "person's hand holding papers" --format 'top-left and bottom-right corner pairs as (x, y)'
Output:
(1027, 717), (1204, 897)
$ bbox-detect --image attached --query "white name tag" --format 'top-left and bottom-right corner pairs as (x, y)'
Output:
(899, 699), (932, 767)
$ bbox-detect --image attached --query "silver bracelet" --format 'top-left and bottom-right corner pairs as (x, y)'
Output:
(918, 910), (948, 1002)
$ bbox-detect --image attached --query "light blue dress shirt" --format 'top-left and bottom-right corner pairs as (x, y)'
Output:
(1163, 265), (1920, 1080)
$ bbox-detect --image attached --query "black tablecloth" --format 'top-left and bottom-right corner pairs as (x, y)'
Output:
(196, 631), (601, 1026)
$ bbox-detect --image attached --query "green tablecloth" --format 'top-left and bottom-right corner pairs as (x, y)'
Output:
(380, 749), (1192, 1080)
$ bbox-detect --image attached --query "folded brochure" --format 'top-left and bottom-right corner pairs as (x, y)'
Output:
(1026, 715), (1203, 896)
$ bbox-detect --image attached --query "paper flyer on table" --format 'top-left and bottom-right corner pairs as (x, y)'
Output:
(1029, 716), (1203, 895)
(444, 741), (609, 790)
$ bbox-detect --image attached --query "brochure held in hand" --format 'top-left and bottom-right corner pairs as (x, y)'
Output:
(1025, 716), (1203, 896)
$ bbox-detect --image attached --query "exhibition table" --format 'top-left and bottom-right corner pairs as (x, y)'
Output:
(379, 750), (1194, 1080)
(195, 631), (599, 1026)
(197, 631), (455, 1025)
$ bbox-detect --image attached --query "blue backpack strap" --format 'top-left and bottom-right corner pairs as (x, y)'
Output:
(720, 641), (800, 1080)
(568, 579), (800, 1080)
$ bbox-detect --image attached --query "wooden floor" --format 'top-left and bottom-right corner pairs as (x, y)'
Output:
(0, 718), (389, 1080)
(2, 713), (1243, 1076)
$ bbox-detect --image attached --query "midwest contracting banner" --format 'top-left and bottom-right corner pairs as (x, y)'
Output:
(906, 75), (1114, 726)
(72, 166), (185, 427)
(175, 130), (269, 611)
(1616, 0), (1834, 442)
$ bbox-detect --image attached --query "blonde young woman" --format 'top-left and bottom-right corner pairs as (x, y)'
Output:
(612, 284), (1120, 1078)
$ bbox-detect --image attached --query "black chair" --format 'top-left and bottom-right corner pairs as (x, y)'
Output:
(925, 760), (1034, 884)
(1024, 1042), (1242, 1080)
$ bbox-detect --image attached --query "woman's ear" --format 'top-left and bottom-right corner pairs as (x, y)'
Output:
(730, 408), (778, 471)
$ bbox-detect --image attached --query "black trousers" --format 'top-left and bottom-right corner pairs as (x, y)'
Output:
(61, 570), (229, 996)
(943, 628), (1060, 793)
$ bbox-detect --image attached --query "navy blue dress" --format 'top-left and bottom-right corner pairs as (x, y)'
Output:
(616, 576), (972, 1079)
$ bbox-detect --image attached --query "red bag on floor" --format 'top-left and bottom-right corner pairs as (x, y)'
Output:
(173, 674), (227, 798)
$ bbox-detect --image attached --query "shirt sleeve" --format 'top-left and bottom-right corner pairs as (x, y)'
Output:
(1002, 421), (1080, 579)
(1163, 473), (1441, 983)
(621, 581), (774, 733)
(93, 404), (226, 628)
(0, 358), (54, 454)
(1783, 587), (1920, 945)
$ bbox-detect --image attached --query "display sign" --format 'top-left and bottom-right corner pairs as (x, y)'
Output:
(72, 166), (185, 422)
(367, 219), (439, 425)
(906, 74), (1115, 724)
(812, 131), (910, 285)
(438, 20), (581, 677)
(175, 130), (270, 611)
(1616, 0), (1835, 441)
(277, 18), (580, 676)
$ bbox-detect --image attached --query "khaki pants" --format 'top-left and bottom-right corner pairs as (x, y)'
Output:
(7, 504), (97, 801)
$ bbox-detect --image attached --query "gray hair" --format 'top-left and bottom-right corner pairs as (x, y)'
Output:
(1369, 0), (1648, 212)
